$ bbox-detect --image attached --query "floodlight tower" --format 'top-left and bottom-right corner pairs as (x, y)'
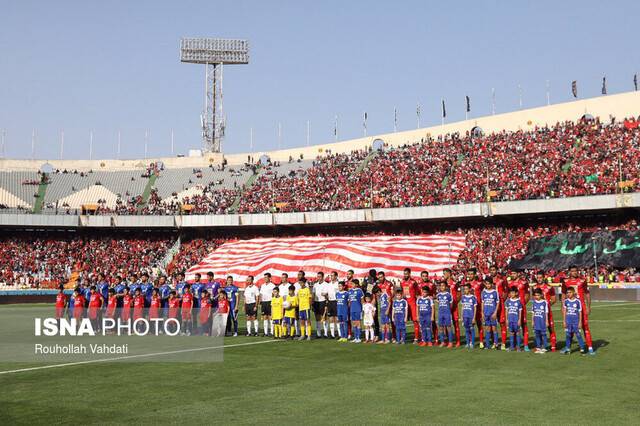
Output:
(180, 38), (249, 153)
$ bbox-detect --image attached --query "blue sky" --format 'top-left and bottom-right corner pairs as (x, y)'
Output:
(1, 1), (639, 160)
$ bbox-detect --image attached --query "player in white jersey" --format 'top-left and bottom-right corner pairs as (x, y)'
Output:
(312, 272), (329, 337)
(243, 276), (261, 336)
(259, 273), (276, 336)
(325, 271), (339, 338)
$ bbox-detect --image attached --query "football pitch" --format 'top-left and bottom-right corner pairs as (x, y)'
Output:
(1, 301), (639, 425)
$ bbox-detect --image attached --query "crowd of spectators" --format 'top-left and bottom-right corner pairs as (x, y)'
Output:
(2, 217), (639, 289)
(0, 234), (173, 288)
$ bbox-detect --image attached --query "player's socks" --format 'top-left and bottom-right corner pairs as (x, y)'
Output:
(542, 333), (548, 349)
(438, 331), (444, 343)
(494, 330), (499, 346)
(254, 320), (259, 335)
(316, 322), (322, 337)
(478, 327), (484, 344)
(454, 323), (461, 344)
(330, 322), (335, 337)
(509, 334), (515, 350)
(264, 320), (269, 335)
(322, 321), (328, 336)
(485, 329), (491, 348)
(523, 325), (529, 348)
(516, 333), (522, 349)
(501, 326), (507, 346)
(306, 324), (311, 337)
(448, 329), (454, 344)
(247, 322), (252, 335)
(576, 332), (585, 350)
(584, 329), (593, 348)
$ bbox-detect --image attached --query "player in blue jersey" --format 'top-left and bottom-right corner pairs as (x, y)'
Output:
(392, 289), (408, 344)
(82, 283), (92, 308)
(159, 275), (171, 308)
(505, 287), (523, 351)
(562, 287), (587, 355)
(97, 273), (110, 306)
(140, 273), (154, 306)
(348, 284), (365, 343)
(531, 288), (549, 354)
(191, 273), (204, 309)
(436, 281), (455, 348)
(377, 285), (392, 344)
(128, 273), (140, 297)
(460, 284), (477, 349)
(223, 275), (239, 336)
(481, 278), (500, 349)
(335, 282), (350, 342)
(175, 272), (187, 296)
(416, 286), (434, 346)
(205, 271), (220, 307)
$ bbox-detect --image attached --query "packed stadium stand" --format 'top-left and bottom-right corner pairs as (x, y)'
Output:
(1, 93), (639, 291)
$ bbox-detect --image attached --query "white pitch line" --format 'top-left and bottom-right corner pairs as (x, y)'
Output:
(591, 302), (640, 308)
(590, 319), (640, 322)
(0, 339), (278, 376)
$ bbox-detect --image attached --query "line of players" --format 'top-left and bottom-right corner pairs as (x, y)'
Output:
(54, 265), (595, 354)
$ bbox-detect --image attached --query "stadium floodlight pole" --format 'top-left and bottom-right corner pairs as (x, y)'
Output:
(89, 131), (94, 160)
(491, 88), (496, 115)
(144, 130), (149, 159)
(334, 115), (338, 142)
(277, 123), (282, 150)
(31, 129), (36, 160)
(518, 84), (523, 109)
(546, 80), (551, 106)
(117, 131), (121, 159)
(0, 129), (5, 158)
(180, 38), (249, 153)
(416, 103), (421, 128)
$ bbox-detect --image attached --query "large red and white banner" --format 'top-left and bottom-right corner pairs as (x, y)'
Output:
(186, 235), (465, 287)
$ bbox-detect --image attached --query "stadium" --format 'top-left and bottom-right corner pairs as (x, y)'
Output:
(1, 2), (640, 425)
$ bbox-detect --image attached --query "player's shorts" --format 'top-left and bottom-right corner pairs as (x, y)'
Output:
(463, 316), (473, 328)
(55, 307), (65, 319)
(483, 310), (497, 327)
(349, 310), (362, 321)
(273, 319), (281, 325)
(419, 318), (431, 329)
(508, 321), (520, 333)
(326, 300), (337, 317)
(313, 301), (327, 315)
(260, 301), (272, 316)
(337, 312), (348, 322)
(438, 314), (451, 327)
(181, 311), (192, 320)
(534, 326), (547, 333)
(566, 322), (580, 333)
(380, 313), (390, 325)
(363, 317), (374, 327)
(299, 309), (311, 321)
(283, 317), (293, 327)
(393, 315), (406, 328)
(245, 303), (257, 317)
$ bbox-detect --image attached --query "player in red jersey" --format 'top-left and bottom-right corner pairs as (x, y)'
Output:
(562, 266), (594, 354)
(105, 288), (117, 319)
(420, 270), (438, 343)
(149, 288), (161, 320)
(121, 287), (132, 321)
(181, 284), (194, 335)
(400, 268), (421, 343)
(532, 272), (557, 351)
(508, 270), (530, 351)
(55, 284), (68, 319)
(87, 285), (104, 331)
(72, 288), (85, 321)
(132, 288), (145, 320)
(199, 289), (213, 335)
(465, 269), (485, 347)
(488, 265), (508, 349)
(442, 268), (461, 346)
(167, 290), (180, 334)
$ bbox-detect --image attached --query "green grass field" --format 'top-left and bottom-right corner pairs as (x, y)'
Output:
(1, 301), (639, 425)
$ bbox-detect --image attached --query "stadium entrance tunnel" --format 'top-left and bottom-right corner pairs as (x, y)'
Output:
(372, 139), (385, 151)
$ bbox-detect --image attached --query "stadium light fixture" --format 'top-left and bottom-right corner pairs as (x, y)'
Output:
(180, 38), (249, 153)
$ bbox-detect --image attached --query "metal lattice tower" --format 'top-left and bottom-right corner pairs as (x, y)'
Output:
(181, 38), (249, 153)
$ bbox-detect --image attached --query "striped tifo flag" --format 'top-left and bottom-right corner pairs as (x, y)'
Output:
(186, 235), (466, 287)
